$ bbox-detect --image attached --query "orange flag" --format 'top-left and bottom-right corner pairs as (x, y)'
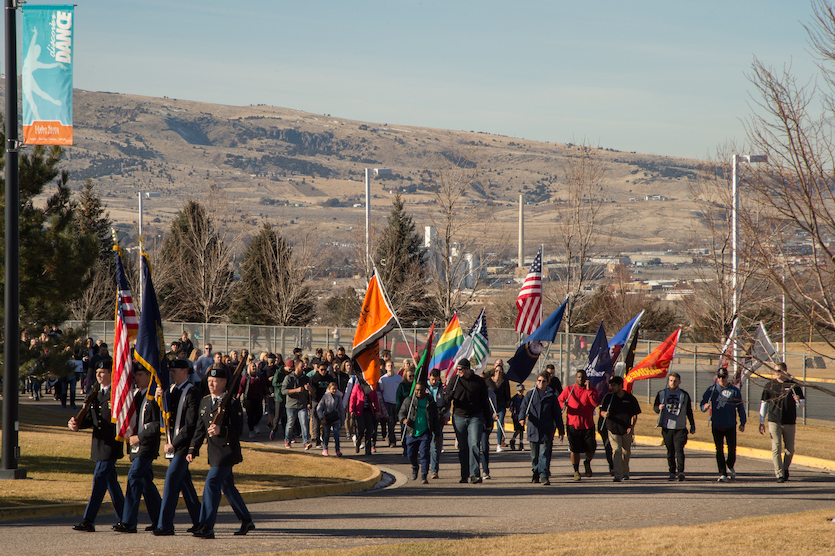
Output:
(352, 273), (396, 388)
(624, 328), (681, 393)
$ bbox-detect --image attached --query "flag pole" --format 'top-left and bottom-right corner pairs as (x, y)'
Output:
(370, 257), (417, 364)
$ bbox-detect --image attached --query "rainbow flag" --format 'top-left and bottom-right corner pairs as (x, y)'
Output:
(428, 314), (464, 381)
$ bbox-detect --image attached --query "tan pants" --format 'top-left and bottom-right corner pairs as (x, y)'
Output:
(612, 431), (633, 477)
(768, 421), (795, 478)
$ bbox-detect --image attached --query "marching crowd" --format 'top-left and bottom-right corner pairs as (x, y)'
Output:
(63, 331), (807, 538)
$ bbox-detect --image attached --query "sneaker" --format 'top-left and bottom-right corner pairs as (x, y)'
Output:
(510, 440), (516, 451)
(421, 475), (429, 485)
(284, 442), (291, 449)
(718, 475), (729, 482)
(371, 446), (377, 454)
(355, 442), (360, 454)
(495, 446), (503, 453)
(532, 472), (540, 484)
(430, 471), (439, 479)
(335, 450), (342, 457)
(471, 476), (482, 484)
(623, 475), (630, 481)
(254, 426), (261, 434)
(584, 460), (593, 477)
(613, 476), (622, 482)
(573, 471), (581, 482)
(729, 468), (736, 480)
(542, 477), (551, 485)
(677, 473), (685, 482)
(483, 473), (491, 480)
(411, 467), (418, 480)
(322, 449), (328, 456)
(668, 473), (677, 481)
(304, 443), (312, 451)
(269, 431), (275, 441)
(359, 442), (365, 451)
(248, 431), (256, 438)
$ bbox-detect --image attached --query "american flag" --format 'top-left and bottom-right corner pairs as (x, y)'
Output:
(515, 246), (542, 335)
(112, 248), (139, 441)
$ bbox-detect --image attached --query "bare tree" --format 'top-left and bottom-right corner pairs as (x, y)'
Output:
(738, 0), (835, 354)
(548, 140), (615, 332)
(231, 222), (314, 326)
(682, 146), (769, 342)
(156, 189), (245, 322)
(424, 142), (504, 321)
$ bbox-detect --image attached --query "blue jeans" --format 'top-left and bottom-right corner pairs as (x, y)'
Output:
(199, 466), (252, 530)
(322, 421), (341, 451)
(452, 414), (484, 480)
(480, 428), (491, 475)
(83, 458), (124, 523)
(430, 425), (444, 473)
(286, 406), (310, 445)
(157, 454), (200, 531)
(406, 432), (431, 476)
(530, 438), (554, 478)
(121, 456), (161, 527)
(496, 409), (507, 445)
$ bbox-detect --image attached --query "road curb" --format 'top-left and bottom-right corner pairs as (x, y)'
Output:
(0, 456), (382, 522)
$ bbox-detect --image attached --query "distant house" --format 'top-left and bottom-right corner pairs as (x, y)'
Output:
(645, 194), (666, 201)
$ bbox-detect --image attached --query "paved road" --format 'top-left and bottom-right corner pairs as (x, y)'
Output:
(4, 431), (835, 555)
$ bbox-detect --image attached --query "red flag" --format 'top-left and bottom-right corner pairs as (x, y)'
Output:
(112, 248), (139, 441)
(624, 328), (681, 394)
(515, 246), (542, 335)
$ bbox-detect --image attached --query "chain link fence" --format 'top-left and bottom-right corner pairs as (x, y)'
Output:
(67, 321), (835, 427)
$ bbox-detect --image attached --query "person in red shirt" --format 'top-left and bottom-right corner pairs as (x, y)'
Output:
(558, 370), (601, 481)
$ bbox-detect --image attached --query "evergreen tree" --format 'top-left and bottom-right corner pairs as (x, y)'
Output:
(230, 223), (313, 326)
(70, 179), (117, 321)
(375, 194), (430, 325)
(0, 142), (98, 328)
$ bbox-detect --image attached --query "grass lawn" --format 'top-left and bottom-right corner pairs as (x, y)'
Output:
(0, 401), (369, 508)
(286, 508), (835, 556)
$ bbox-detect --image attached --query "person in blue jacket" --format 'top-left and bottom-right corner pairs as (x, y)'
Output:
(519, 371), (565, 485)
(700, 367), (746, 482)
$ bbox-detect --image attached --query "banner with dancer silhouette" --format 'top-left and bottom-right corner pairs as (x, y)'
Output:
(22, 5), (74, 145)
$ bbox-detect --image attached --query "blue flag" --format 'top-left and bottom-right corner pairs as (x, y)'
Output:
(608, 310), (644, 364)
(134, 253), (169, 418)
(506, 298), (568, 383)
(585, 323), (613, 398)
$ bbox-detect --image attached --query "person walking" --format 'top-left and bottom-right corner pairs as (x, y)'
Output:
(654, 372), (696, 481)
(599, 376), (641, 482)
(519, 371), (565, 485)
(443, 359), (493, 484)
(399, 380), (439, 484)
(759, 362), (804, 482)
(558, 370), (601, 481)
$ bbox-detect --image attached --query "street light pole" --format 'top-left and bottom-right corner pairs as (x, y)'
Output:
(364, 168), (392, 279)
(731, 154), (766, 379)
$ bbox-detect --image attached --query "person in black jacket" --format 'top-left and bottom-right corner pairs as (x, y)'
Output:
(443, 359), (495, 484)
(519, 371), (566, 485)
(188, 366), (254, 539)
(114, 365), (162, 533)
(68, 361), (125, 532)
(399, 380), (439, 484)
(154, 359), (201, 535)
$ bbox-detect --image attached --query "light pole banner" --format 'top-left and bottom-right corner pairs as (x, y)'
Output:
(21, 5), (74, 145)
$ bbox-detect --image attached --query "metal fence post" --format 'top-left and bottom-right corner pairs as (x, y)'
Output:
(693, 344), (697, 399)
(802, 355), (807, 425)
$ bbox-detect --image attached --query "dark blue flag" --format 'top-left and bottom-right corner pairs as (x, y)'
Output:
(506, 298), (568, 383)
(585, 323), (613, 398)
(134, 253), (170, 419)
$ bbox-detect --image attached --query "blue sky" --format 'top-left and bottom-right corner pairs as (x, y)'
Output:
(7, 1), (820, 159)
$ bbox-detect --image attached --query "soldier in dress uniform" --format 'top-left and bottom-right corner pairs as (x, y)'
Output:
(154, 359), (201, 535)
(114, 365), (162, 533)
(68, 361), (125, 532)
(187, 365), (255, 539)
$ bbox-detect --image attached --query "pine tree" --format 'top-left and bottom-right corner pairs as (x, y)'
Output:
(375, 193), (430, 325)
